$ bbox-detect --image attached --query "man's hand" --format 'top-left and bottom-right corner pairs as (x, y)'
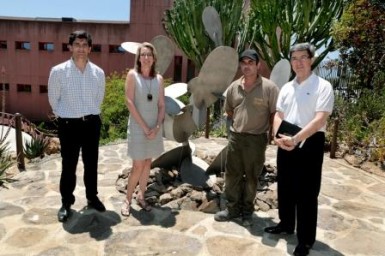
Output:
(274, 134), (296, 151)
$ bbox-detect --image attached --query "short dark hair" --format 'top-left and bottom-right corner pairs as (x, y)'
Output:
(69, 30), (92, 46)
(290, 43), (316, 58)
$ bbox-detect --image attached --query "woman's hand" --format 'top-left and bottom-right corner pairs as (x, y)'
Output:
(146, 125), (161, 140)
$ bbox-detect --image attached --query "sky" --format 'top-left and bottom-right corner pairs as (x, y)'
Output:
(0, 0), (131, 21)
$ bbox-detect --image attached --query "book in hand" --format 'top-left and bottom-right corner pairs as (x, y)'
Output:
(275, 120), (301, 138)
(275, 120), (306, 148)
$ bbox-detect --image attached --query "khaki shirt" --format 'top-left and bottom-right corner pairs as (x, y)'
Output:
(225, 75), (279, 134)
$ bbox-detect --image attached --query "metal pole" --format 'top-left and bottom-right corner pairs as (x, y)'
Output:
(15, 113), (25, 170)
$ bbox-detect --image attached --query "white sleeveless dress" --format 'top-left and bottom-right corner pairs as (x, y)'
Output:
(127, 71), (164, 160)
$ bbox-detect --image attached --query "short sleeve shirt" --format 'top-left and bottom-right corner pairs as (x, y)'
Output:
(225, 75), (279, 134)
(276, 73), (334, 132)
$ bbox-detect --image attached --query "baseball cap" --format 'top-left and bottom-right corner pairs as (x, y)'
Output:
(239, 49), (259, 62)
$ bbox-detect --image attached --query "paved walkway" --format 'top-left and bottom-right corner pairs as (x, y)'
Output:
(1, 138), (385, 256)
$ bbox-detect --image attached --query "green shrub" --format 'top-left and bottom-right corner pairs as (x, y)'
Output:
(334, 88), (385, 163)
(100, 71), (129, 145)
(0, 140), (14, 186)
(23, 135), (49, 160)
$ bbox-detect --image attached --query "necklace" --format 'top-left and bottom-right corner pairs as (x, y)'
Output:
(143, 77), (153, 101)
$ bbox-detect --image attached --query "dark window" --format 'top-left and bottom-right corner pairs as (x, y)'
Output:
(92, 44), (102, 52)
(109, 45), (125, 53)
(17, 84), (32, 93)
(173, 56), (182, 82)
(187, 59), (196, 82)
(62, 43), (69, 51)
(39, 42), (54, 51)
(39, 85), (48, 93)
(0, 83), (9, 91)
(15, 41), (31, 50)
(0, 41), (7, 49)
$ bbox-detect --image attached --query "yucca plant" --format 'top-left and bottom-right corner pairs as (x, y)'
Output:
(23, 134), (49, 160)
(0, 140), (14, 187)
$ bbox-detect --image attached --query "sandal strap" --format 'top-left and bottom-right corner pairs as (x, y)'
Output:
(121, 199), (131, 216)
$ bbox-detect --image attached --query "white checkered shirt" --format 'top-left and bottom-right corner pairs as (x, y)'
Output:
(48, 58), (105, 118)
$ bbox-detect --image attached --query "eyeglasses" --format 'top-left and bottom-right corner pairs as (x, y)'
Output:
(140, 53), (153, 57)
(290, 56), (310, 62)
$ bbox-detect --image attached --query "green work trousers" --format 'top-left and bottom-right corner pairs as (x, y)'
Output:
(224, 131), (268, 216)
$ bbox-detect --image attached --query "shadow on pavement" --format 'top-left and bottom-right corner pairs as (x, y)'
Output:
(62, 209), (121, 241)
(129, 206), (178, 228)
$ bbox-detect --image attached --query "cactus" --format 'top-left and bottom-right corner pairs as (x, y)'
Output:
(238, 0), (344, 69)
(163, 0), (244, 68)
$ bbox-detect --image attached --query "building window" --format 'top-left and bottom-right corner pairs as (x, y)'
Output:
(109, 45), (125, 53)
(39, 85), (48, 93)
(39, 42), (54, 51)
(17, 84), (32, 93)
(92, 44), (102, 53)
(173, 56), (182, 82)
(62, 43), (69, 52)
(0, 41), (7, 49)
(15, 41), (31, 50)
(0, 83), (9, 91)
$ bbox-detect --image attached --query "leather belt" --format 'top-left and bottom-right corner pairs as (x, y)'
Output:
(59, 114), (99, 122)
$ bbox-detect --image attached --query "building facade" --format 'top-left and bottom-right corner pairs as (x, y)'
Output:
(0, 0), (194, 121)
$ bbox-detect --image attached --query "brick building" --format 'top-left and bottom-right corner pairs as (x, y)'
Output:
(0, 0), (195, 121)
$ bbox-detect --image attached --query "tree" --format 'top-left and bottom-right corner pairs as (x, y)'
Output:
(163, 0), (244, 68)
(238, 0), (344, 69)
(332, 0), (385, 90)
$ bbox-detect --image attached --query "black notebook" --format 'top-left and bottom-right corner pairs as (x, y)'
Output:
(275, 120), (302, 138)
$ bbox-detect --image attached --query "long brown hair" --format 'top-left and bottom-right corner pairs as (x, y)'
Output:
(134, 42), (158, 78)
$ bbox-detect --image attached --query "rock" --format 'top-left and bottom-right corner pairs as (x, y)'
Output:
(45, 137), (60, 155)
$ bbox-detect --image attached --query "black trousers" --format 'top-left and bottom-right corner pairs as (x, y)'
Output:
(58, 115), (101, 205)
(277, 132), (325, 246)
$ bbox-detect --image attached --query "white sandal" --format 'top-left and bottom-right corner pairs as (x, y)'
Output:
(121, 199), (131, 216)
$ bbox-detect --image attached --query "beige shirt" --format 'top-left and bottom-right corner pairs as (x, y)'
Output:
(225, 75), (279, 134)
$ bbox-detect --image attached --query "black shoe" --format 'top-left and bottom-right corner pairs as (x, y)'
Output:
(293, 244), (311, 256)
(264, 224), (294, 234)
(87, 197), (106, 212)
(58, 204), (71, 222)
(242, 214), (253, 226)
(214, 209), (240, 222)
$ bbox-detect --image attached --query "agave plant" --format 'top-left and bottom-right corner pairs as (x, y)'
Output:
(0, 140), (14, 187)
(23, 134), (49, 160)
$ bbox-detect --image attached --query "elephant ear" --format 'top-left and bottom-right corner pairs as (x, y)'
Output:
(120, 42), (140, 54)
(202, 6), (223, 46)
(188, 46), (238, 109)
(151, 35), (175, 75)
(270, 59), (291, 89)
(165, 82), (188, 99)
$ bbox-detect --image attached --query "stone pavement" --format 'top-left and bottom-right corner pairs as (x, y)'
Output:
(1, 137), (385, 256)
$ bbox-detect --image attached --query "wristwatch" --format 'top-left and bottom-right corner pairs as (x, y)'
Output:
(291, 136), (298, 146)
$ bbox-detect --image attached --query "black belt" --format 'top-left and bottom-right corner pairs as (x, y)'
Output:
(230, 130), (267, 137)
(59, 114), (99, 122)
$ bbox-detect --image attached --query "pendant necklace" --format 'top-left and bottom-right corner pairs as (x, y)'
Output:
(144, 77), (153, 101)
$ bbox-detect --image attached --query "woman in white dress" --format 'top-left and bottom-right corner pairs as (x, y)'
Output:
(121, 42), (165, 216)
